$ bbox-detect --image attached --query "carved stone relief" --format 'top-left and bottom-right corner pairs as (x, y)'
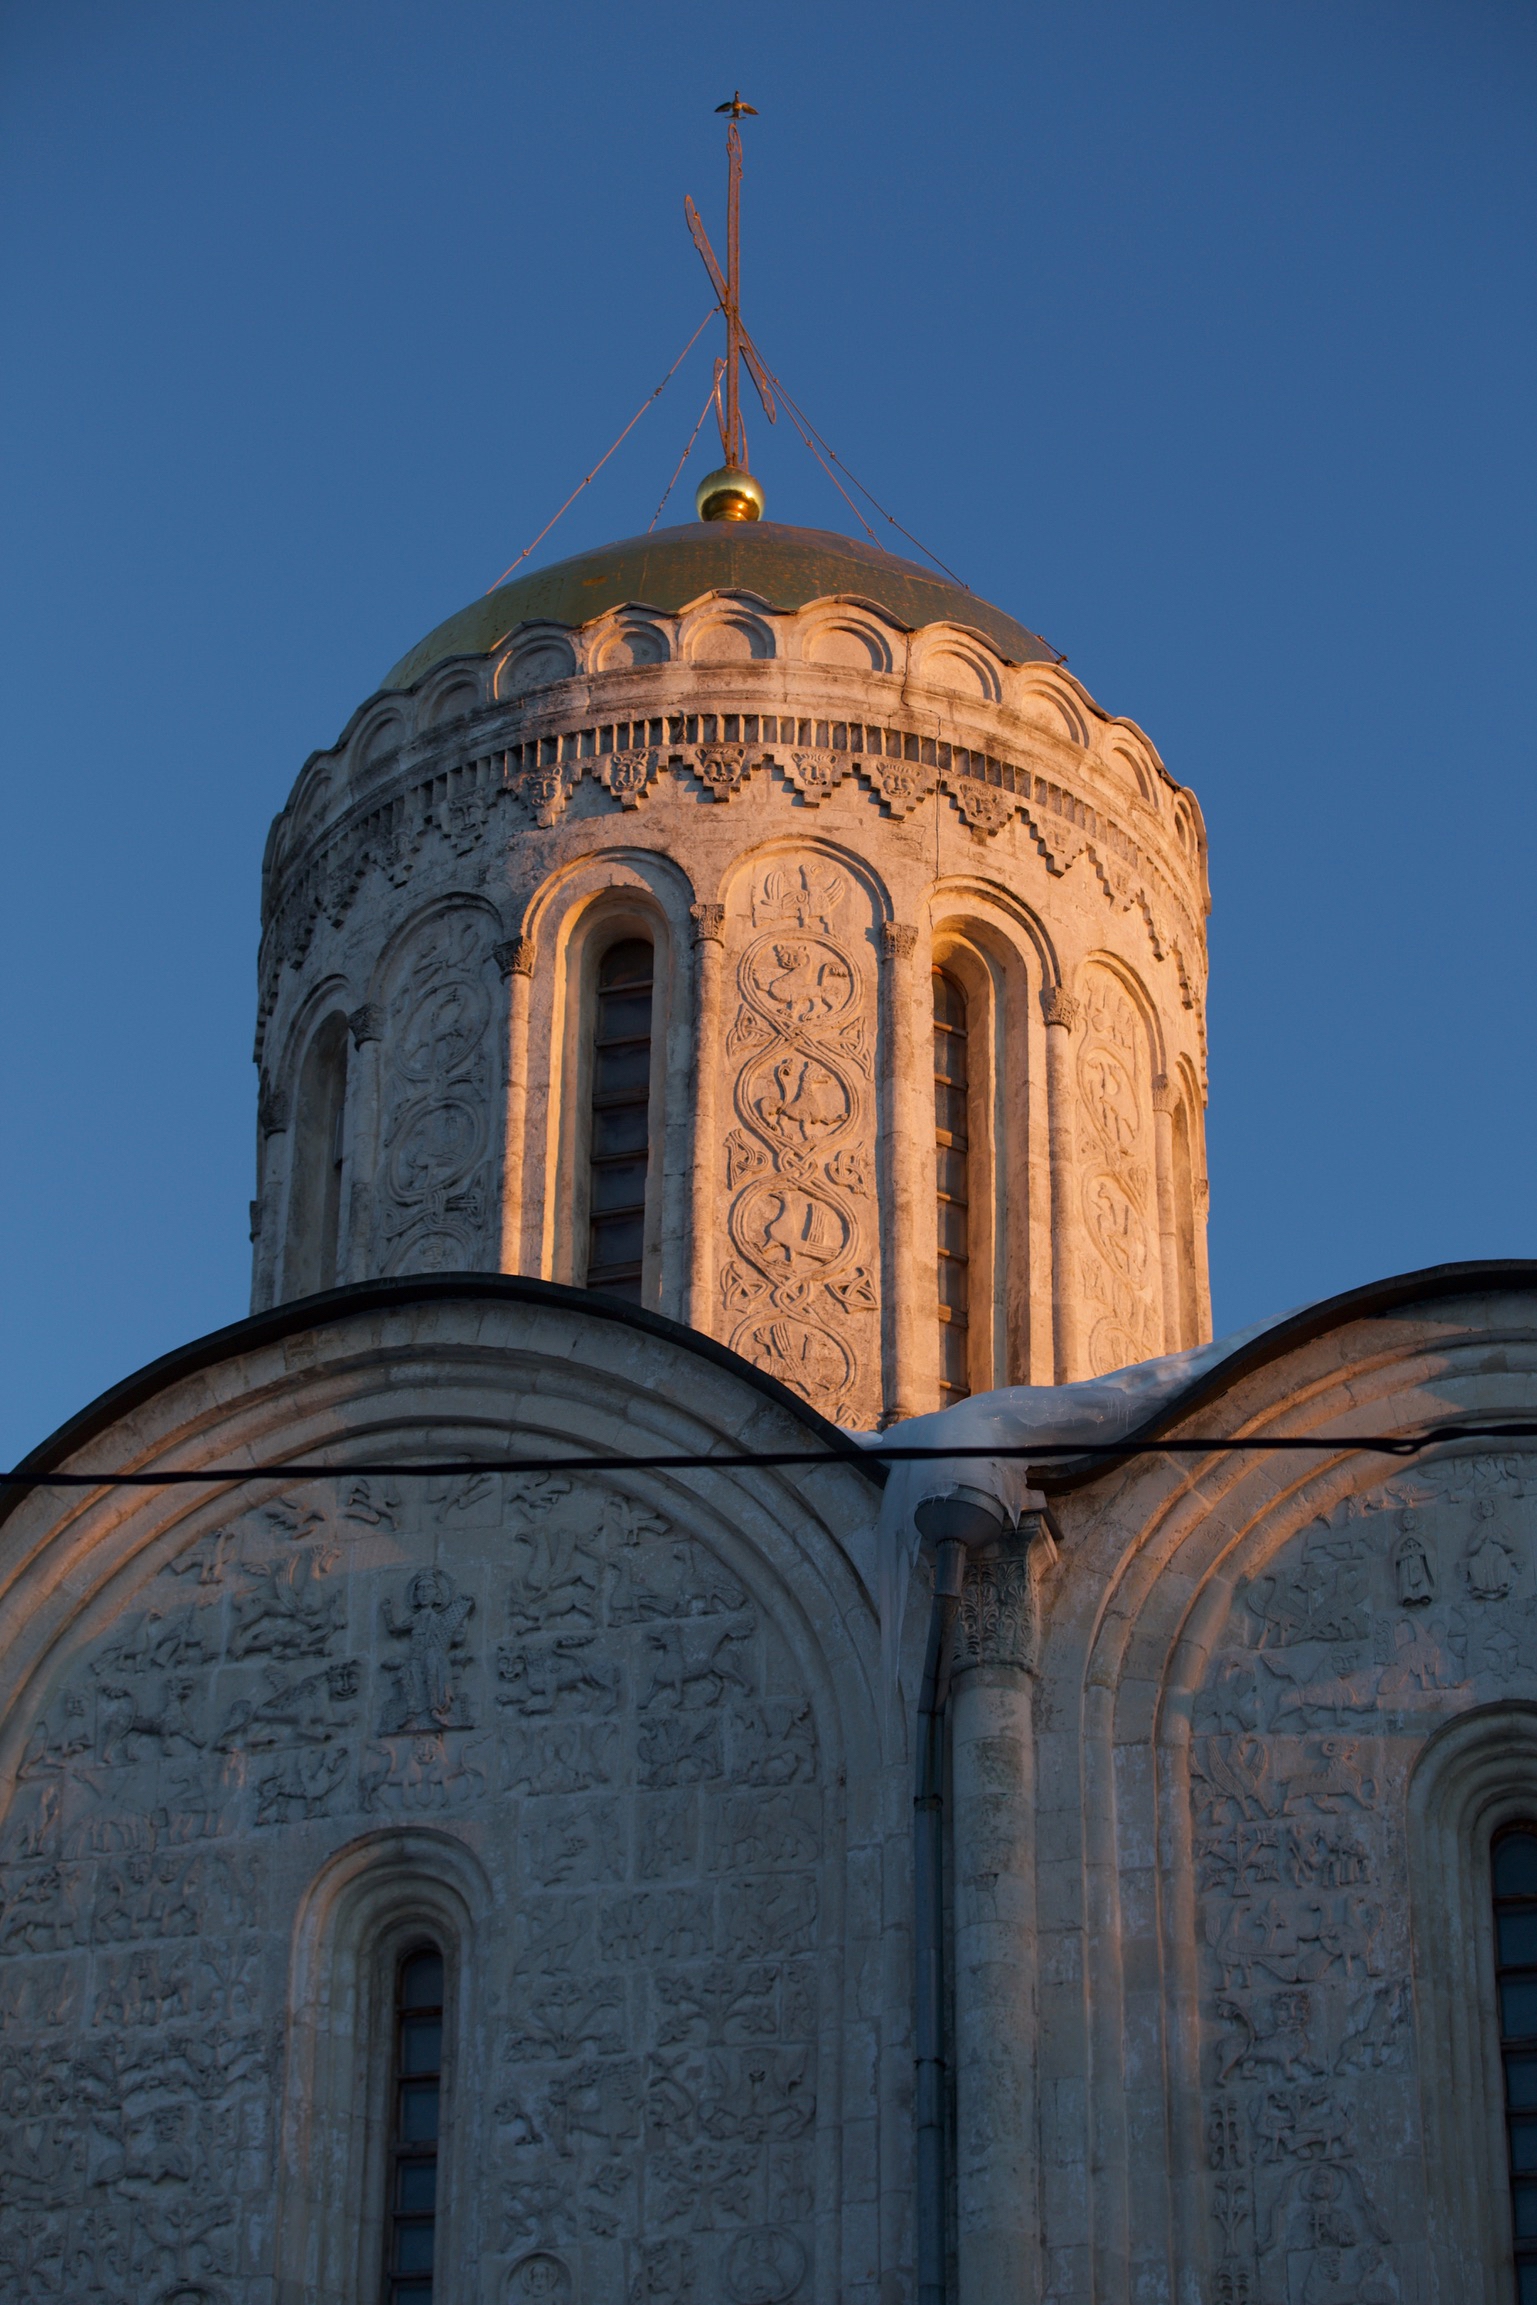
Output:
(1076, 968), (1161, 1373)
(0, 1469), (824, 2303)
(1190, 1455), (1537, 2303)
(719, 861), (881, 1427)
(374, 909), (495, 1275)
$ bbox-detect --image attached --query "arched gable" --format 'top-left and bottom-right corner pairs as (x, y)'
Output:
(1025, 1266), (1537, 2305)
(0, 1281), (890, 2305)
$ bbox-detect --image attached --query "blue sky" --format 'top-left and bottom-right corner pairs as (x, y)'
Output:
(2, 0), (1534, 1464)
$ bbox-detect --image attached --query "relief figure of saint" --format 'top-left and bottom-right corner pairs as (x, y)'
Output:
(1393, 1514), (1435, 1607)
(1465, 1498), (1515, 1602)
(382, 1567), (476, 1731)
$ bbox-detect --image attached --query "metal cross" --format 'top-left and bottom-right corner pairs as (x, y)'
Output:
(685, 94), (777, 470)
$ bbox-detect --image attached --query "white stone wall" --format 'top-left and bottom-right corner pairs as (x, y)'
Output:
(1018, 1282), (1537, 2305)
(0, 1292), (898, 2305)
(3, 1274), (1536, 2302)
(252, 585), (1212, 1416)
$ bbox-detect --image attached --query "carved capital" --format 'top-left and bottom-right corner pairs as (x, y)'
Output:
(257, 1081), (290, 1136)
(1152, 1072), (1179, 1116)
(953, 1514), (1058, 1678)
(880, 921), (918, 963)
(690, 902), (727, 944)
(494, 936), (537, 979)
(1040, 985), (1080, 1032)
(347, 1002), (382, 1048)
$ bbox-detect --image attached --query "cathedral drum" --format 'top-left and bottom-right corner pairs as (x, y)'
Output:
(252, 519), (1212, 1418)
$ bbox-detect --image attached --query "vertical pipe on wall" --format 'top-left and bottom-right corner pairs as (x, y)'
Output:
(687, 903), (726, 1333)
(1040, 987), (1081, 1384)
(495, 937), (535, 1273)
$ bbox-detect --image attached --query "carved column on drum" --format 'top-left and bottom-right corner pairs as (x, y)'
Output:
(687, 902), (726, 1333)
(880, 920), (924, 1423)
(494, 935), (535, 1273)
(1194, 1167), (1213, 1338)
(950, 1513), (1053, 2305)
(1040, 987), (1081, 1383)
(252, 1075), (291, 1304)
(341, 1003), (383, 1282)
(1151, 1071), (1181, 1353)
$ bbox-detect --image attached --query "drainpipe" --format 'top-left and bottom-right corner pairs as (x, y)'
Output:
(912, 1487), (1012, 2305)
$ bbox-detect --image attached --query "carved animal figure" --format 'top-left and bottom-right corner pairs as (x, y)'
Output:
(639, 1617), (755, 1712)
(1190, 1735), (1277, 1822)
(1337, 1978), (1411, 2071)
(1214, 1988), (1323, 2085)
(1282, 1739), (1378, 1815)
(495, 1636), (619, 1716)
(506, 1520), (602, 1632)
(228, 1546), (343, 1660)
(96, 1675), (204, 1766)
(217, 1660), (359, 1750)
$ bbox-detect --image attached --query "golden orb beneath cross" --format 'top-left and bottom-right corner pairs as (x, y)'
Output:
(695, 466), (764, 522)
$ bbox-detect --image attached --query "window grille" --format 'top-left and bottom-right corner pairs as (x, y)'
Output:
(1494, 1827), (1537, 2300)
(587, 938), (654, 1301)
(933, 968), (970, 1405)
(384, 1945), (444, 2305)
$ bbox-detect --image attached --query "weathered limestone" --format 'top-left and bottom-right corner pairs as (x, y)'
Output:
(0, 1284), (899, 2305)
(5, 1266), (1537, 2301)
(12, 517), (1533, 2305)
(251, 525), (1212, 1420)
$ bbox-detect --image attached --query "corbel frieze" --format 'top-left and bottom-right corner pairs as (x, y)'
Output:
(256, 703), (1207, 1039)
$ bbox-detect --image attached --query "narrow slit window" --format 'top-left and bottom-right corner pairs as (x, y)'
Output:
(1495, 1829), (1537, 2301)
(384, 1945), (444, 2305)
(286, 1011), (348, 1296)
(933, 968), (970, 1406)
(587, 937), (654, 1302)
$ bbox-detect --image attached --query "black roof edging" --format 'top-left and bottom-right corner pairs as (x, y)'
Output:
(1036, 1257), (1537, 1494)
(0, 1272), (886, 1532)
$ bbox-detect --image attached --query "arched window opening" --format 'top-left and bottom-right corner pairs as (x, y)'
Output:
(587, 937), (654, 1301)
(286, 1011), (348, 1297)
(933, 967), (970, 1405)
(384, 1943), (444, 2305)
(1493, 1827), (1537, 2298)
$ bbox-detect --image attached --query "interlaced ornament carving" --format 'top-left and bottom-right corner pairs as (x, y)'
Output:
(720, 861), (879, 1426)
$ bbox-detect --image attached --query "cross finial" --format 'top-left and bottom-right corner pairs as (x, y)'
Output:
(685, 96), (776, 520)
